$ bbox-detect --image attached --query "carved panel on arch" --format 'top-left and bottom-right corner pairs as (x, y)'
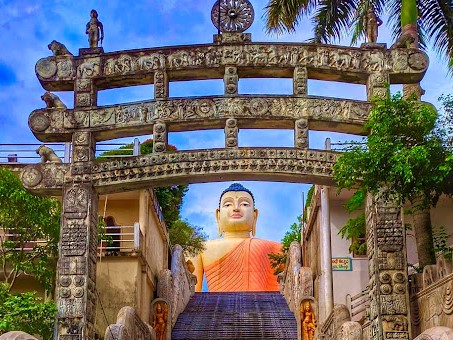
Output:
(29, 96), (371, 141)
(89, 148), (338, 194)
(36, 44), (428, 91)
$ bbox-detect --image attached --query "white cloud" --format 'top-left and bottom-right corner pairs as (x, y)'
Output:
(0, 0), (451, 244)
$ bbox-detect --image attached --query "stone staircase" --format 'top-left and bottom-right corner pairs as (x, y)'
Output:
(172, 292), (298, 339)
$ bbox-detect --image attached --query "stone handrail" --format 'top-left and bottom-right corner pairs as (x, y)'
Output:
(157, 244), (197, 327)
(319, 305), (362, 339)
(104, 306), (155, 340)
(411, 271), (453, 336)
(279, 241), (313, 313)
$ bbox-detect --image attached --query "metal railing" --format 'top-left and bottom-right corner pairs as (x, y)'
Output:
(0, 231), (50, 251)
(98, 222), (142, 255)
(0, 139), (141, 164)
(1, 223), (142, 255)
(346, 286), (370, 318)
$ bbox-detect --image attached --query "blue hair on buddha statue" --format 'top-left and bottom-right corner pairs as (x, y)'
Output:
(219, 183), (255, 207)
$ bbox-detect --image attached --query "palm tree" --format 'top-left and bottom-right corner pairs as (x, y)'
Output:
(264, 0), (453, 63)
(264, 0), (453, 266)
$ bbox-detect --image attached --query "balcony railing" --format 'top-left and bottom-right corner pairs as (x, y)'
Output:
(98, 222), (142, 255)
(0, 139), (141, 164)
(1, 223), (143, 256)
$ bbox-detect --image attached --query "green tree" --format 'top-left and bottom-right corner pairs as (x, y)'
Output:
(98, 139), (206, 256)
(333, 93), (453, 266)
(0, 167), (60, 292)
(168, 220), (207, 257)
(268, 215), (302, 274)
(264, 0), (453, 63)
(0, 168), (59, 338)
(0, 283), (56, 339)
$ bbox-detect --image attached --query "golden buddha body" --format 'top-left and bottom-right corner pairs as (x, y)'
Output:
(192, 183), (281, 292)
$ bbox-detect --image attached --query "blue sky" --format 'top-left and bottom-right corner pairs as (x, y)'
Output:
(0, 0), (452, 242)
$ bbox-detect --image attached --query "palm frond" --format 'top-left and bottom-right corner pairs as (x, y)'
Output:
(418, 0), (453, 60)
(386, 0), (429, 51)
(263, 0), (315, 34)
(309, 0), (358, 44)
(386, 0), (402, 43)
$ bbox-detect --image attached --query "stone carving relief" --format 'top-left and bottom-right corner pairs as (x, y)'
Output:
(300, 299), (317, 340)
(293, 67), (307, 96)
(64, 186), (89, 219)
(225, 118), (238, 147)
(21, 163), (66, 191)
(153, 121), (167, 153)
(154, 70), (168, 100)
(90, 148), (337, 191)
(157, 245), (196, 327)
(366, 193), (410, 339)
(29, 96), (371, 138)
(151, 299), (170, 340)
(338, 321), (362, 340)
(77, 57), (100, 78)
(60, 221), (87, 256)
(37, 145), (62, 163)
(224, 66), (238, 96)
(36, 45), (428, 90)
(279, 242), (313, 314)
(75, 93), (92, 107)
(36, 57), (57, 79)
(104, 306), (154, 340)
(75, 79), (92, 92)
(295, 118), (308, 149)
(57, 59), (74, 78)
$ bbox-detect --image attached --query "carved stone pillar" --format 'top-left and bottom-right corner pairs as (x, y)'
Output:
(56, 131), (98, 340)
(293, 67), (307, 96)
(225, 118), (238, 148)
(153, 120), (167, 153)
(75, 56), (100, 107)
(367, 72), (389, 100)
(366, 193), (410, 340)
(294, 118), (308, 149)
(57, 182), (98, 339)
(154, 70), (169, 100)
(403, 83), (425, 101)
(224, 66), (238, 96)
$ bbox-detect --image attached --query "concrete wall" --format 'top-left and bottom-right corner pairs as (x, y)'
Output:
(329, 197), (368, 321)
(96, 190), (169, 335)
(305, 186), (453, 325)
(95, 257), (141, 335)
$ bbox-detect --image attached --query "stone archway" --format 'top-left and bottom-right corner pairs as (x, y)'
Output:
(22, 20), (427, 338)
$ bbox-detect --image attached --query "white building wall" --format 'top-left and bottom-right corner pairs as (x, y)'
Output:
(329, 193), (369, 322)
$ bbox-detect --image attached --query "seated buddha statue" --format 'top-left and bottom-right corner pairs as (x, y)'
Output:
(191, 183), (281, 292)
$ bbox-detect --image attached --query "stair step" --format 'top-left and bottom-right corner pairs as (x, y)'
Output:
(172, 292), (297, 339)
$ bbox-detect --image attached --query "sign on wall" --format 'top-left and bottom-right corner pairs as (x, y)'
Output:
(332, 257), (353, 271)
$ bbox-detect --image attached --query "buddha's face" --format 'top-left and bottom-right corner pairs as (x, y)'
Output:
(216, 190), (258, 236)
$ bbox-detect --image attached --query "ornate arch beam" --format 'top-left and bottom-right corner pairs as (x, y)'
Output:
(36, 43), (428, 91)
(30, 95), (371, 142)
(22, 147), (338, 195)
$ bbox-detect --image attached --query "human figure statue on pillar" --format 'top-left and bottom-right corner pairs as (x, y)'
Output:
(191, 183), (281, 292)
(152, 302), (168, 340)
(301, 300), (316, 340)
(86, 9), (104, 48)
(365, 6), (382, 44)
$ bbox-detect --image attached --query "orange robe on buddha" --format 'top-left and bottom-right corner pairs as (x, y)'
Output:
(205, 238), (281, 292)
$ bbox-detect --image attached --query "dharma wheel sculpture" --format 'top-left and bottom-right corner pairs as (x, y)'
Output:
(211, 0), (254, 33)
